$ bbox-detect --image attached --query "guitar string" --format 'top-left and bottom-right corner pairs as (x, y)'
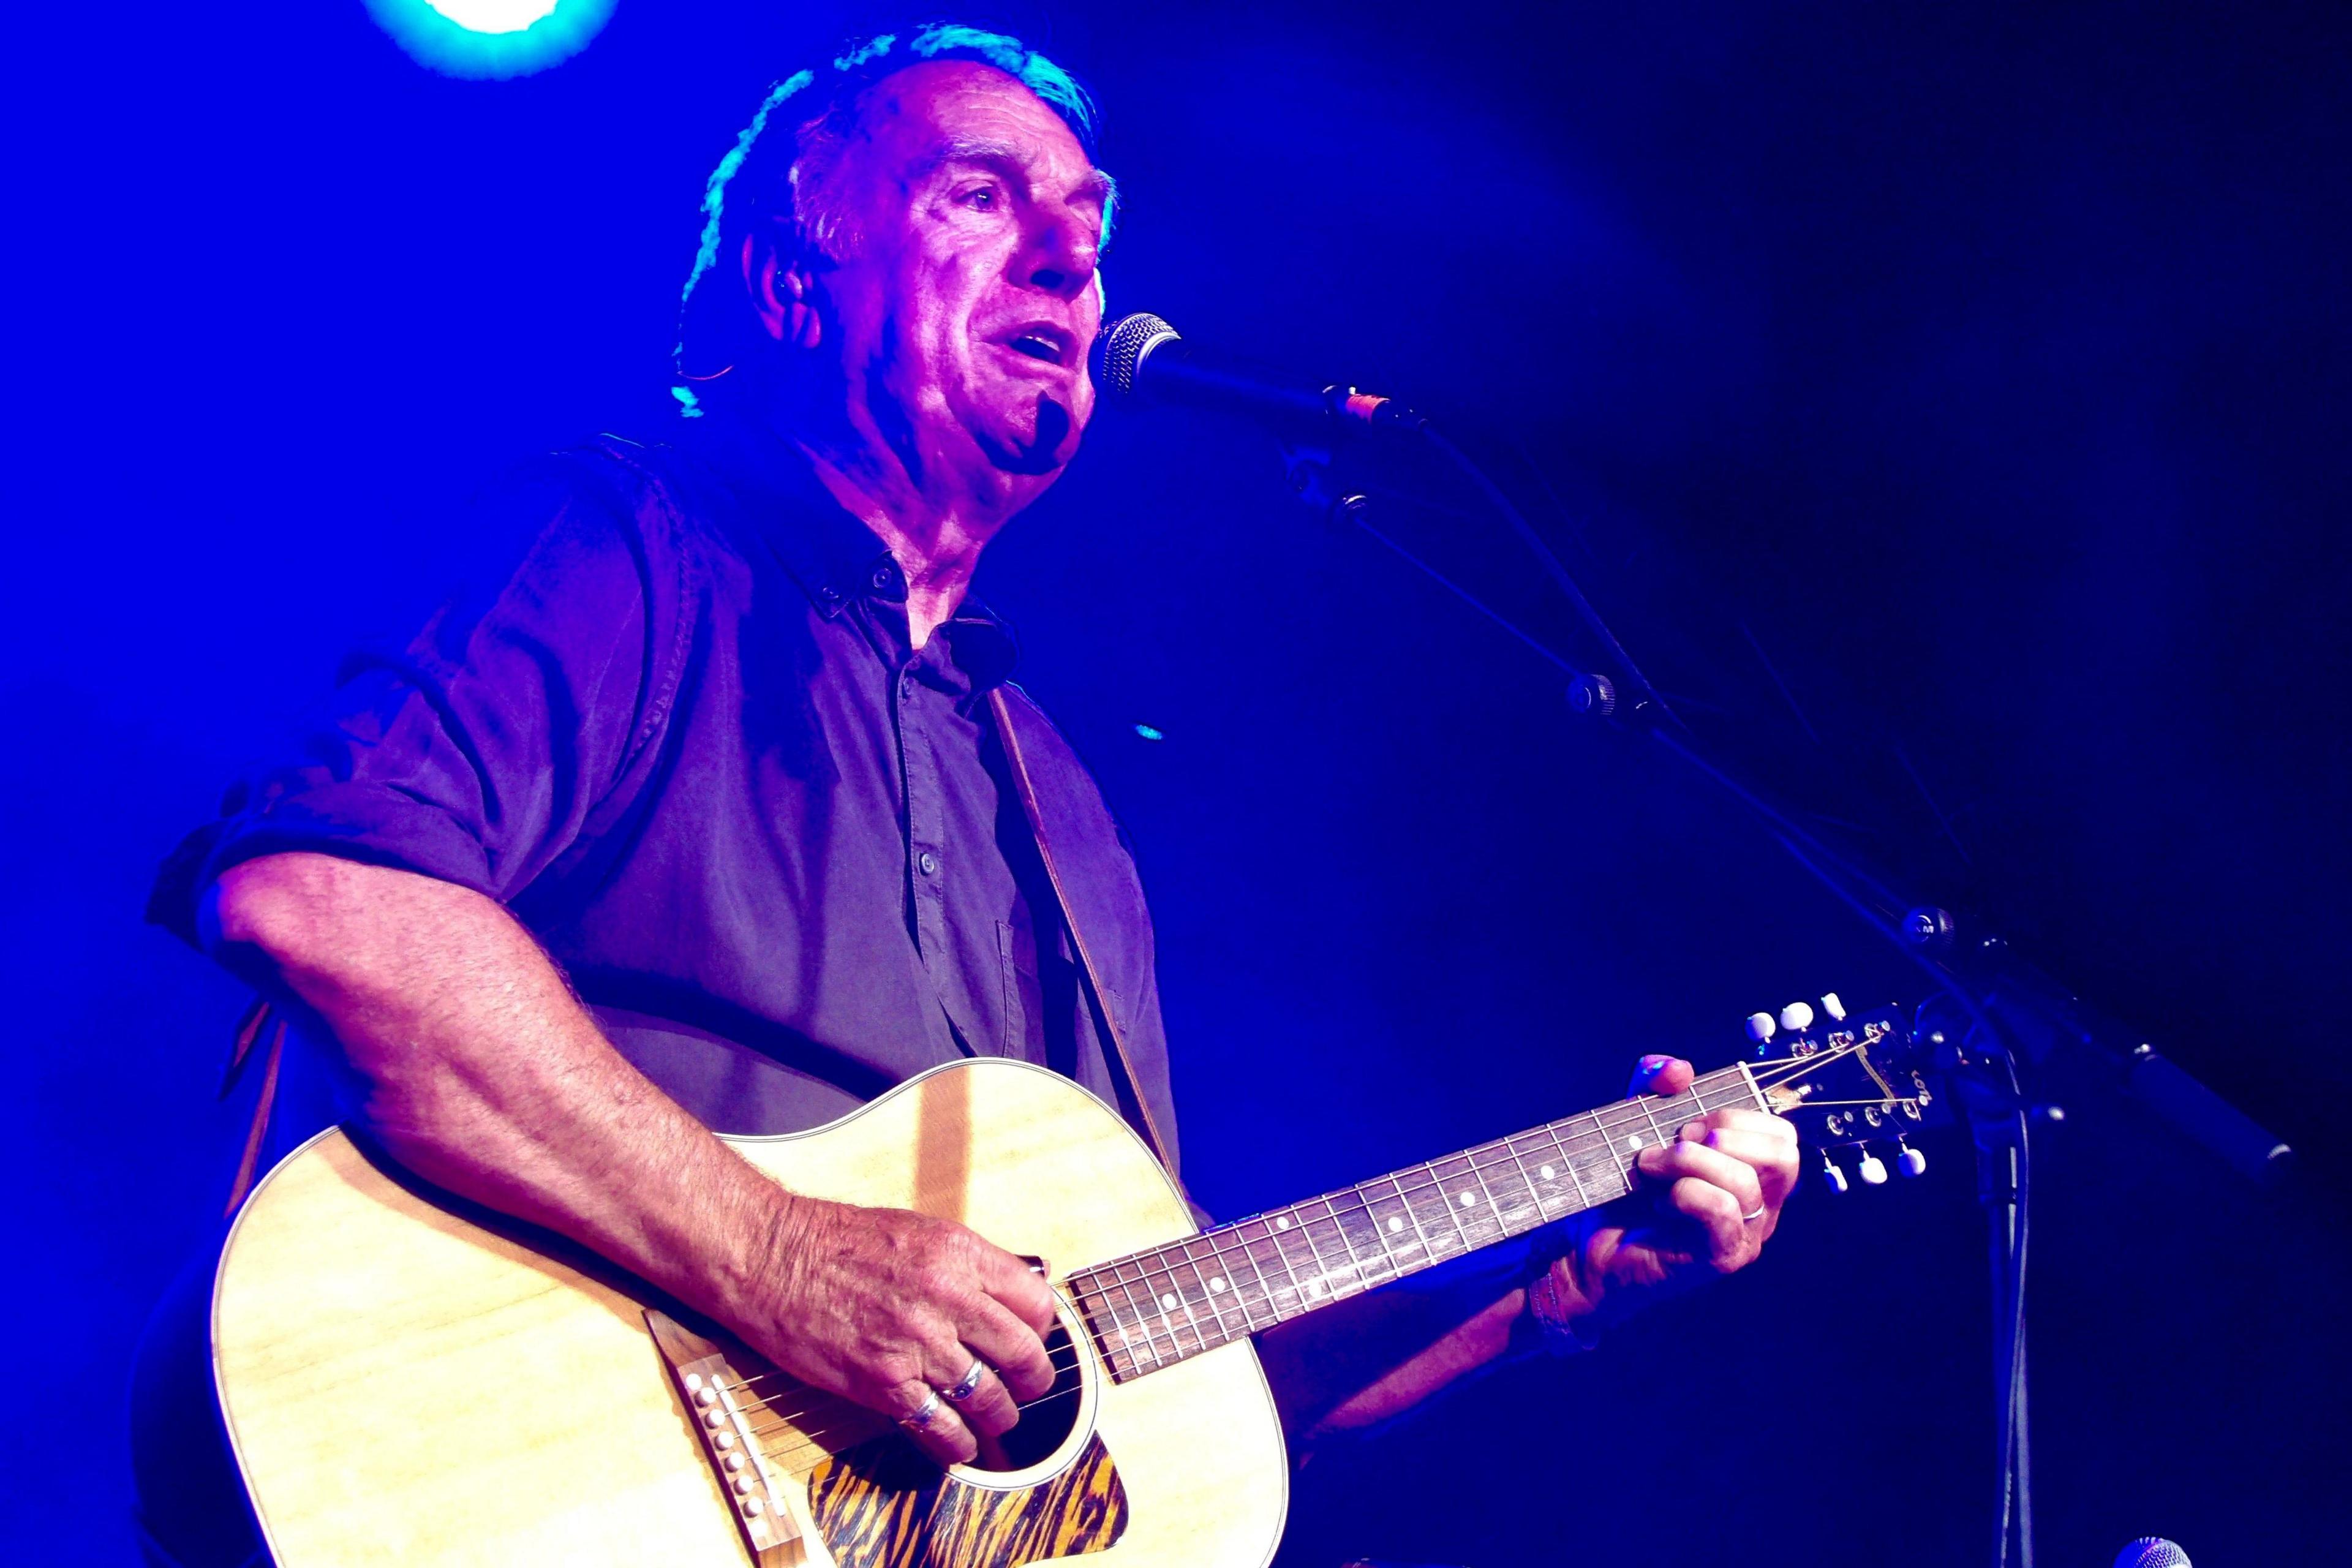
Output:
(718, 1045), (1904, 1443)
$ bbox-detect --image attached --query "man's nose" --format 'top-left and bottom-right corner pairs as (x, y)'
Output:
(1020, 208), (1099, 300)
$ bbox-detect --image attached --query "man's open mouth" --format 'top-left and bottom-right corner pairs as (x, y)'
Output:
(1000, 323), (1074, 367)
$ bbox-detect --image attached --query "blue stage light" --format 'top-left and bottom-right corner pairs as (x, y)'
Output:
(363, 0), (616, 78)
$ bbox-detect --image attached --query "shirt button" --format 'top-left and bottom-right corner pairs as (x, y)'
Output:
(918, 851), (939, 876)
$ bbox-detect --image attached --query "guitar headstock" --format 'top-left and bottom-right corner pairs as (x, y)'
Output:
(1745, 995), (1937, 1193)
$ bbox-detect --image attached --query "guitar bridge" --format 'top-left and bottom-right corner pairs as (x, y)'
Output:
(645, 1308), (805, 1566)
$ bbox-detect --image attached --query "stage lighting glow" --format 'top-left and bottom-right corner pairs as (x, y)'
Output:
(426, 0), (560, 32)
(364, 0), (615, 78)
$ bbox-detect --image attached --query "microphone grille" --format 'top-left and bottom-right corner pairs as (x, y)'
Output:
(2116, 1539), (2191, 1568)
(1090, 311), (1182, 399)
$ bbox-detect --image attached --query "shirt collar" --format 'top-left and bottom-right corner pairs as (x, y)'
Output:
(672, 410), (1020, 690)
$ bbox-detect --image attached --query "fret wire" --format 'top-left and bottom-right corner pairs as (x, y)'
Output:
(1363, 1174), (1427, 1275)
(1431, 1150), (1487, 1250)
(1104, 1259), (1176, 1373)
(1277, 1200), (1332, 1303)
(1164, 1237), (1222, 1354)
(1223, 1221), (1282, 1332)
(1632, 1093), (1673, 1155)
(1366, 1182), (1420, 1278)
(1132, 1244), (1195, 1360)
(1189, 1232), (1253, 1347)
(1072, 1273), (1135, 1381)
(1175, 1233), (1240, 1346)
(1286, 1199), (1351, 1306)
(1326, 1194), (1392, 1297)
(1496, 1131), (1550, 1226)
(1329, 1191), (1389, 1288)
(1298, 1197), (1358, 1301)
(1390, 1159), (1454, 1262)
(1460, 1141), (1508, 1244)
(1227, 1218), (1294, 1323)
(1291, 1197), (1355, 1305)
(1321, 1193), (1382, 1295)
(1540, 1118), (1596, 1209)
(1081, 1264), (1145, 1378)
(1251, 1211), (1313, 1313)
(1238, 1219), (1293, 1329)
(1082, 1264), (1138, 1374)
(1344, 1186), (1409, 1285)
(1384, 1168), (1445, 1269)
(1136, 1244), (1211, 1361)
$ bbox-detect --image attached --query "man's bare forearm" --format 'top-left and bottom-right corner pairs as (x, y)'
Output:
(206, 852), (796, 1336)
(1257, 1278), (1528, 1449)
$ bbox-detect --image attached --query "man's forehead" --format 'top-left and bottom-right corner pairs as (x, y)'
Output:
(853, 60), (1094, 172)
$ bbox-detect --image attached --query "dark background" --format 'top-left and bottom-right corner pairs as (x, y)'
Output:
(6, 1), (2348, 1562)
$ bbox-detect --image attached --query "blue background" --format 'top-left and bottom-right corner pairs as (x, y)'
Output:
(5, 1), (2347, 1562)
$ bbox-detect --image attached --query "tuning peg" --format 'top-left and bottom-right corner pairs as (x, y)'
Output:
(1779, 1001), (1815, 1033)
(1896, 1140), (1928, 1178)
(1745, 1011), (1777, 1044)
(1819, 992), (1847, 1023)
(1820, 1153), (1849, 1194)
(1856, 1150), (1890, 1186)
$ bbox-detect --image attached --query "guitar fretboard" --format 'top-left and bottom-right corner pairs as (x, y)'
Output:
(1067, 1065), (1762, 1382)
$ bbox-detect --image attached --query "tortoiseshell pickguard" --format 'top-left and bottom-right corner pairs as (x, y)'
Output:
(805, 1431), (1128, 1568)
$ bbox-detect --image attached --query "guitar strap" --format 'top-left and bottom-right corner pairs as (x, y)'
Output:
(985, 685), (1185, 1185)
(221, 997), (287, 1217)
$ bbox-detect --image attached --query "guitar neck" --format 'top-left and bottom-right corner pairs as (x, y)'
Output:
(1067, 1064), (1763, 1382)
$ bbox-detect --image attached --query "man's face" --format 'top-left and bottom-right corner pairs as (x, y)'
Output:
(808, 61), (1108, 482)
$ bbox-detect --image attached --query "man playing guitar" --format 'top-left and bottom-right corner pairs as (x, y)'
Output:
(135, 26), (1799, 1566)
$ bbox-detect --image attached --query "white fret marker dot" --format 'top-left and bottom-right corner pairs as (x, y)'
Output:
(1626, 1135), (1645, 1152)
(1275, 1216), (1291, 1231)
(1387, 1216), (1405, 1233)
(1458, 1191), (1477, 1208)
(1539, 1164), (1556, 1180)
(1158, 1292), (1179, 1311)
(1208, 1276), (1226, 1292)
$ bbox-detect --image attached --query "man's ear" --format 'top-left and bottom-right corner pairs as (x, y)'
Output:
(742, 228), (822, 352)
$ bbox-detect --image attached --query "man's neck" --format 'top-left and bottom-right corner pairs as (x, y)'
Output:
(778, 402), (1037, 650)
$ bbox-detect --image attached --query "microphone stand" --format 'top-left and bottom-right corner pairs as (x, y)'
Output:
(1272, 425), (2290, 1568)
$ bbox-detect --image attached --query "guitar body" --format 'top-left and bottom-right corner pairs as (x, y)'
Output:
(213, 1057), (1289, 1567)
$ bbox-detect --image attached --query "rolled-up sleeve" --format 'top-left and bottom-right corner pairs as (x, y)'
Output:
(151, 456), (678, 938)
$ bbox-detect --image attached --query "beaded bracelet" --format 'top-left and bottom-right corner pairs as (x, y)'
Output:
(1525, 1259), (1604, 1357)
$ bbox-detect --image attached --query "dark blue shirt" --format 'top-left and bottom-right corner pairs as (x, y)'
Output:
(153, 413), (1179, 1156)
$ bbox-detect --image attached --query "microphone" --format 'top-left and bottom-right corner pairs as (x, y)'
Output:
(2114, 1539), (2190, 1568)
(1088, 312), (1426, 435)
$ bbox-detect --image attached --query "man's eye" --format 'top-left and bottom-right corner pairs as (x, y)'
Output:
(959, 185), (999, 211)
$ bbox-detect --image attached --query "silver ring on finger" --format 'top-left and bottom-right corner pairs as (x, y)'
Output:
(942, 1359), (989, 1403)
(1740, 1203), (1768, 1223)
(898, 1389), (945, 1431)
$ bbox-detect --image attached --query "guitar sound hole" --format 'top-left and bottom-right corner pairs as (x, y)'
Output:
(967, 1319), (1084, 1473)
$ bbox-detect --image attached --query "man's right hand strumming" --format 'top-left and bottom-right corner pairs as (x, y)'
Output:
(749, 1196), (1059, 1464)
(208, 851), (1053, 1468)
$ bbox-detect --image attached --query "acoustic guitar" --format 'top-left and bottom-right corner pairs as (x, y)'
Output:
(211, 998), (1930, 1567)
